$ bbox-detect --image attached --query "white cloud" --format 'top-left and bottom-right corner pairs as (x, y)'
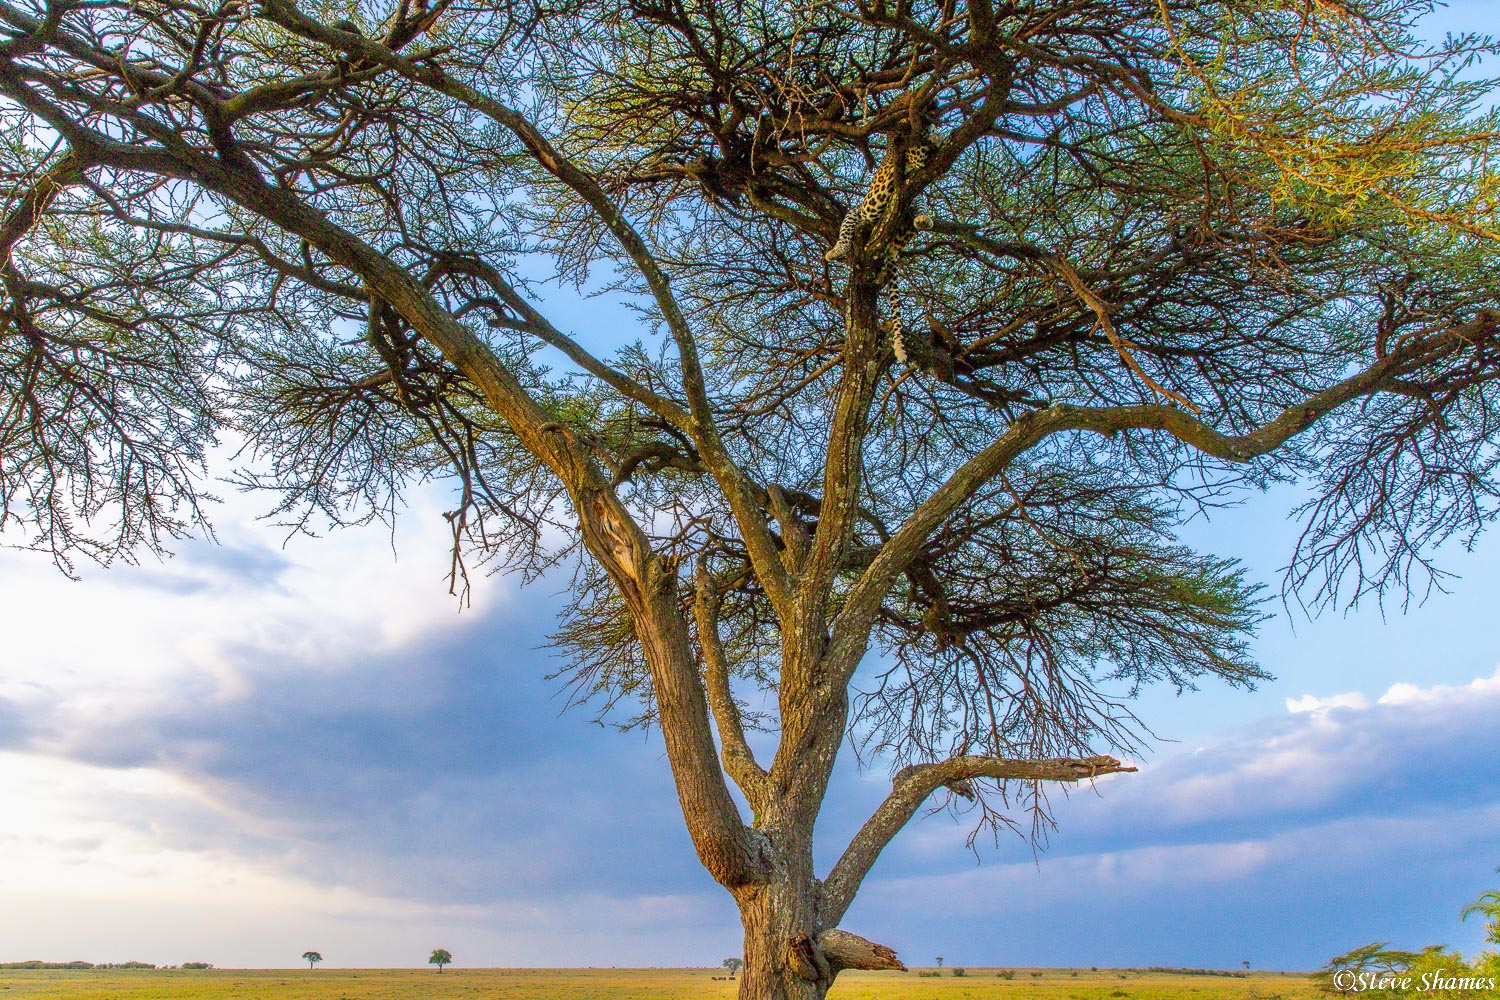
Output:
(1284, 666), (1500, 715)
(1285, 691), (1372, 714)
(1378, 666), (1500, 706)
(843, 666), (1500, 967)
(0, 477), (502, 725)
(0, 751), (359, 906)
(0, 750), (737, 967)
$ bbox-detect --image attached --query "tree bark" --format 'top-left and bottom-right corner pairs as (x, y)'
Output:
(737, 876), (829, 1000)
(731, 829), (905, 1000)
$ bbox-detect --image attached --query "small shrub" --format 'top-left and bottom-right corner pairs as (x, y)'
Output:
(996, 970), (1016, 979)
(951, 968), (966, 977)
(1031, 971), (1044, 978)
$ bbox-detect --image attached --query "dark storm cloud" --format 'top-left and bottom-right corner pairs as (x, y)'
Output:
(32, 586), (720, 907)
(9, 549), (1499, 970)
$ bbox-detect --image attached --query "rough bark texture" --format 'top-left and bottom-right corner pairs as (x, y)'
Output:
(817, 930), (906, 972)
(738, 876), (827, 1000)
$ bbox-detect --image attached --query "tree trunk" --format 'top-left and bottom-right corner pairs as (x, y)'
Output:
(737, 874), (829, 1000)
(734, 837), (904, 1000)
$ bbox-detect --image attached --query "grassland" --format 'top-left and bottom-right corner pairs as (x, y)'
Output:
(0, 966), (1321, 1000)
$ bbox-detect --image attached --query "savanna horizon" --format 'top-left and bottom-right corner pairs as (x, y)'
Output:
(0, 965), (1321, 1000)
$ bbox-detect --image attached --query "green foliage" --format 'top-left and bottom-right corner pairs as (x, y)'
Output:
(301, 953), (322, 970)
(1461, 867), (1500, 947)
(1143, 968), (1248, 979)
(1318, 944), (1497, 998)
(1319, 872), (1500, 997)
(428, 949), (453, 972)
(0, 961), (98, 969)
(1316, 943), (1423, 994)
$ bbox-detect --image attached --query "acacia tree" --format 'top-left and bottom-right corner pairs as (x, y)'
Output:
(1462, 868), (1500, 947)
(3, 1), (1499, 997)
(301, 952), (322, 971)
(429, 948), (452, 972)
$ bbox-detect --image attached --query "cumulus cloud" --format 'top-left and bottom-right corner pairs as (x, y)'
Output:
(0, 482), (738, 964)
(3, 471), (1498, 970)
(1286, 691), (1371, 714)
(838, 666), (1500, 969)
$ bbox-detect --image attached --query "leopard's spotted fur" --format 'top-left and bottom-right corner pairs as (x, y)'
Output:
(824, 139), (933, 264)
(884, 219), (930, 366)
(824, 136), (935, 366)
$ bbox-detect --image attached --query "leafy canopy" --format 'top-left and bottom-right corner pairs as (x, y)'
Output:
(1, 0), (1498, 795)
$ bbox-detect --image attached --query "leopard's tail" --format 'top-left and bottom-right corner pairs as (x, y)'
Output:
(890, 280), (907, 365)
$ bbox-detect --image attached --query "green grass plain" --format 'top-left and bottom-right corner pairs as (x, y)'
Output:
(0, 967), (1322, 1000)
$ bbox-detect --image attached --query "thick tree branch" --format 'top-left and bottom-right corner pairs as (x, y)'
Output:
(827, 312), (1497, 676)
(820, 754), (1136, 927)
(815, 929), (905, 972)
(253, 2), (797, 616)
(0, 150), (85, 264)
(695, 558), (771, 810)
(427, 251), (693, 432)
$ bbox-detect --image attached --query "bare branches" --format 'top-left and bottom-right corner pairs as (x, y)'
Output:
(821, 753), (1136, 927)
(831, 310), (1500, 675)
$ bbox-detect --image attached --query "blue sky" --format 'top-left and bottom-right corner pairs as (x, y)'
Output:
(2, 0), (1500, 975)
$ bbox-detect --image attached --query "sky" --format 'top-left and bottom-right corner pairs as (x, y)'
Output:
(3, 0), (1500, 977)
(2, 473), (1498, 972)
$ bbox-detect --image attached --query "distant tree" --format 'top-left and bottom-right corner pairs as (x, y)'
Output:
(429, 949), (453, 973)
(724, 958), (744, 975)
(1243, 961), (1251, 971)
(301, 952), (322, 971)
(1461, 868), (1500, 947)
(935, 957), (944, 968)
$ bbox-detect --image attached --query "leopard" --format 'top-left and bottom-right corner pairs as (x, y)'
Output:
(824, 137), (934, 264)
(824, 133), (936, 367)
